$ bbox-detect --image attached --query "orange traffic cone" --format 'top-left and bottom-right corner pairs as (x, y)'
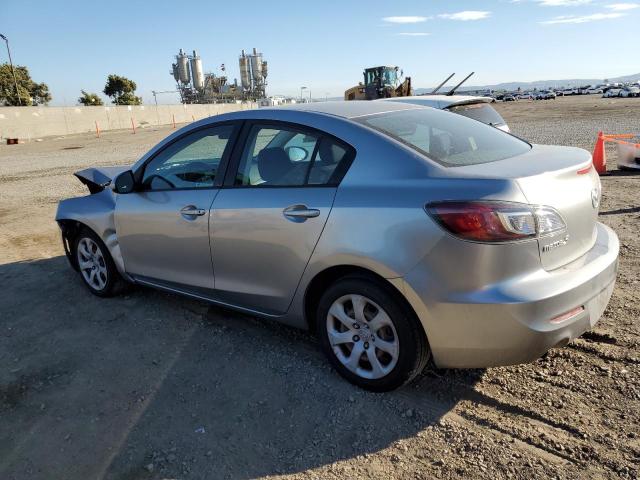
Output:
(592, 131), (607, 174)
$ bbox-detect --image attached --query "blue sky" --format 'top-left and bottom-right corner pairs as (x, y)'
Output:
(2, 0), (638, 105)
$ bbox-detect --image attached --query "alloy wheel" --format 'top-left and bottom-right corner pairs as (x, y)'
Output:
(77, 237), (108, 291)
(325, 294), (399, 379)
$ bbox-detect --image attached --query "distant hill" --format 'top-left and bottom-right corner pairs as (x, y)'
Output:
(414, 73), (640, 94)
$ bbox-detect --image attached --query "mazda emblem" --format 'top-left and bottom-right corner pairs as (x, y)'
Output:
(591, 188), (600, 209)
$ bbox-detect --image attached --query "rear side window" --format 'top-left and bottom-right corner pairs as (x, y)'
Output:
(308, 138), (350, 185)
(235, 124), (353, 187)
(356, 108), (530, 167)
(447, 103), (506, 127)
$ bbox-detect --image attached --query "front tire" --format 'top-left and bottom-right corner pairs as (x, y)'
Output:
(316, 276), (430, 391)
(74, 228), (126, 297)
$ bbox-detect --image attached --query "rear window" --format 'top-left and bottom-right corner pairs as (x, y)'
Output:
(447, 103), (506, 127)
(356, 108), (530, 167)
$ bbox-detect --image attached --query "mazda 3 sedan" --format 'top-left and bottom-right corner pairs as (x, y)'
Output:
(56, 101), (618, 391)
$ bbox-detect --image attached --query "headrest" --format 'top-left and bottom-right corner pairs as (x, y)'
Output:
(257, 148), (292, 184)
(430, 134), (449, 160)
(317, 139), (345, 166)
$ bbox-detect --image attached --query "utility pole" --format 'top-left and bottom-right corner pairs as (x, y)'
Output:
(0, 33), (22, 106)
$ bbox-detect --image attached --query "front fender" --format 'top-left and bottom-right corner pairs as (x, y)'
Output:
(55, 190), (126, 275)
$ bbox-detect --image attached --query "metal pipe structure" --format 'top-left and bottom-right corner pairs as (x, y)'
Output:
(171, 47), (267, 103)
(446, 72), (475, 96)
(151, 90), (178, 105)
(431, 73), (455, 95)
(0, 33), (22, 106)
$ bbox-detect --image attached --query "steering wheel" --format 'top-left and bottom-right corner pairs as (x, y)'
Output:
(145, 174), (175, 189)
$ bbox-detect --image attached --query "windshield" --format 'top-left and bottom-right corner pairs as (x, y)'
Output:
(447, 103), (507, 127)
(356, 108), (530, 167)
(365, 68), (397, 86)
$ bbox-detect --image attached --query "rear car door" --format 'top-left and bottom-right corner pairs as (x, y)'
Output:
(115, 123), (238, 291)
(210, 121), (354, 314)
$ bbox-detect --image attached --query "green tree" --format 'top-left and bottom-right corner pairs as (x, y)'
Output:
(78, 90), (104, 106)
(0, 63), (51, 106)
(103, 74), (142, 105)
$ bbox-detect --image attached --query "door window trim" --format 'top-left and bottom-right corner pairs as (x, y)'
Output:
(132, 120), (244, 192)
(222, 119), (356, 189)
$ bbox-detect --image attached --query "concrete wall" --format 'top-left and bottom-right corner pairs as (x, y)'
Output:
(0, 103), (258, 140)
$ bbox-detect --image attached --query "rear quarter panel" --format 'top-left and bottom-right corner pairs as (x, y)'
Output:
(286, 130), (534, 328)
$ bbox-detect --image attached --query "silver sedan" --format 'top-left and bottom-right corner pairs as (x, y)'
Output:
(56, 101), (618, 391)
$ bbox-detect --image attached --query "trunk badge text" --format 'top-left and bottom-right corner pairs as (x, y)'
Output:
(542, 235), (570, 252)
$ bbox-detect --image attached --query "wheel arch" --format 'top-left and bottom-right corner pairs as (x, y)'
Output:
(56, 216), (125, 276)
(303, 265), (425, 340)
(57, 219), (84, 271)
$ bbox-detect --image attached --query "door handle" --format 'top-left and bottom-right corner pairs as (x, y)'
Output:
(283, 205), (321, 222)
(180, 206), (206, 217)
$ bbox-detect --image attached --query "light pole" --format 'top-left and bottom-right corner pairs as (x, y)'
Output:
(150, 90), (178, 125)
(300, 86), (307, 103)
(0, 33), (22, 106)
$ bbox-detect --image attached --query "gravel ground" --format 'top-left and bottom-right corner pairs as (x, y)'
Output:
(0, 95), (638, 480)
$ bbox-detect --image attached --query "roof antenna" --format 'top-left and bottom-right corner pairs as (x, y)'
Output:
(431, 73), (455, 94)
(446, 72), (475, 96)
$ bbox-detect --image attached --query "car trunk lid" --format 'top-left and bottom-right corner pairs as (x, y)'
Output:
(452, 144), (600, 270)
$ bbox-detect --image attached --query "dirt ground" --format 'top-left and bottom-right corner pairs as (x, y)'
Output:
(0, 95), (638, 480)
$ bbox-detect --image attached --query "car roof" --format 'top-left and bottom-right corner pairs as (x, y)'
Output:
(380, 95), (494, 108)
(267, 100), (424, 119)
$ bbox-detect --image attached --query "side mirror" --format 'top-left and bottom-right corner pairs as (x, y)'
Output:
(286, 146), (308, 162)
(113, 170), (136, 194)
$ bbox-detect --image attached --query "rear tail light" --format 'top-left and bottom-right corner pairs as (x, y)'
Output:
(535, 206), (567, 236)
(426, 201), (566, 243)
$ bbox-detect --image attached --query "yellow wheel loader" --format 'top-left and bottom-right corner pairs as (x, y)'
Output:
(344, 66), (412, 101)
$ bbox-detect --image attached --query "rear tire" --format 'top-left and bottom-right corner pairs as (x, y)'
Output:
(316, 275), (430, 391)
(73, 228), (127, 297)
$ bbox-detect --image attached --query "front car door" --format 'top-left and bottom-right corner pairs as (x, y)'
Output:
(210, 122), (354, 314)
(115, 123), (239, 291)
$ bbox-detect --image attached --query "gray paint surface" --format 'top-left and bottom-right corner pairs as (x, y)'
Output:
(56, 101), (619, 369)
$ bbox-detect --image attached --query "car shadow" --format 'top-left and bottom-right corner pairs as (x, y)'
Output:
(0, 256), (482, 480)
(604, 168), (640, 177)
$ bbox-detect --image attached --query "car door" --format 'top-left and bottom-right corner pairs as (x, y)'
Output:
(210, 121), (354, 314)
(115, 123), (239, 291)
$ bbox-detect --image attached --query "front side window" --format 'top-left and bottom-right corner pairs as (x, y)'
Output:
(235, 124), (352, 187)
(356, 109), (530, 167)
(142, 125), (234, 190)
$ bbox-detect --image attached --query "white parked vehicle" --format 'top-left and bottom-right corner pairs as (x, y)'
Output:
(379, 95), (511, 132)
(619, 86), (640, 98)
(603, 89), (622, 98)
(586, 88), (604, 95)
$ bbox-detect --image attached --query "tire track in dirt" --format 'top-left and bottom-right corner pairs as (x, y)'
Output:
(568, 339), (640, 364)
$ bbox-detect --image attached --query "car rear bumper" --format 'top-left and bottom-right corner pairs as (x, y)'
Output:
(394, 222), (619, 368)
